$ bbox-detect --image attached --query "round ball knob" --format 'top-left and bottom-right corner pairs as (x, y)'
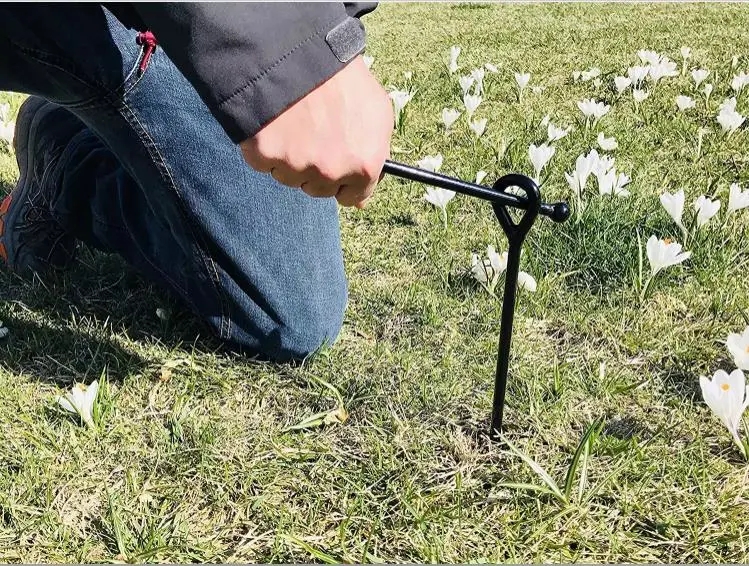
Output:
(550, 202), (571, 223)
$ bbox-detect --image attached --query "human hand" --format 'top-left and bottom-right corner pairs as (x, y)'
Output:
(240, 56), (393, 208)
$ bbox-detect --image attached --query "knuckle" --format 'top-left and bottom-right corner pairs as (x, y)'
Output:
(310, 161), (339, 183)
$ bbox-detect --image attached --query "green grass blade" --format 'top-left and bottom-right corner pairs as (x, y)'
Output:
(495, 482), (562, 499)
(563, 418), (603, 501)
(280, 534), (340, 564)
(501, 435), (566, 504)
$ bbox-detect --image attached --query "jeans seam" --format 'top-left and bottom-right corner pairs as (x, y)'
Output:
(116, 99), (231, 340)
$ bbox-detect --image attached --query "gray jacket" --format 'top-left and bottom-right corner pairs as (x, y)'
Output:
(107, 2), (377, 143)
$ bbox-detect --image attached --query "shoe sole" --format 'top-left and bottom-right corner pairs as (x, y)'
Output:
(0, 97), (59, 271)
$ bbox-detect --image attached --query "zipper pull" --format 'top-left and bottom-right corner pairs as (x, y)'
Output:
(136, 31), (158, 75)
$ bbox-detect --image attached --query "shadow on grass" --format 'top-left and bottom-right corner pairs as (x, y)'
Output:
(1, 246), (224, 386)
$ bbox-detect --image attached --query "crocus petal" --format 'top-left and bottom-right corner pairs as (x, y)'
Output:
(517, 272), (537, 292)
(57, 396), (77, 414)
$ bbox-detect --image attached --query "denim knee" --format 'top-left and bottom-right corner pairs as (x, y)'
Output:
(221, 277), (348, 362)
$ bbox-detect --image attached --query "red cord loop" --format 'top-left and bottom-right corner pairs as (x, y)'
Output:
(136, 31), (158, 74)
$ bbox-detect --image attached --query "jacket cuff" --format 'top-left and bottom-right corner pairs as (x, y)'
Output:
(217, 15), (366, 143)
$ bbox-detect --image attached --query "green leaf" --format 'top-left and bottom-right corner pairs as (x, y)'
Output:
(564, 418), (603, 501)
(501, 434), (566, 504)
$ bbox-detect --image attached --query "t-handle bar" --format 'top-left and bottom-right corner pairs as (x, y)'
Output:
(382, 160), (570, 223)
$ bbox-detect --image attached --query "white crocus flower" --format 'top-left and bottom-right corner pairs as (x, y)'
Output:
(632, 89), (649, 104)
(638, 49), (661, 66)
(597, 132), (618, 151)
(676, 95), (696, 112)
(470, 118), (487, 138)
(528, 143), (555, 183)
(0, 102), (9, 123)
(417, 154), (443, 173)
(613, 172), (632, 197)
(471, 68), (486, 94)
(459, 75), (475, 96)
(732, 55), (740, 69)
(566, 169), (588, 204)
(403, 71), (413, 81)
(580, 67), (601, 82)
(694, 195), (721, 228)
(57, 380), (99, 428)
(577, 98), (610, 125)
(649, 59), (679, 83)
(517, 272), (537, 292)
(485, 63), (499, 73)
(596, 169), (617, 196)
(565, 153), (594, 201)
(0, 320), (8, 339)
(463, 94), (482, 119)
(627, 65), (651, 86)
(646, 235), (691, 276)
(442, 108), (461, 130)
(156, 308), (168, 321)
(488, 246), (508, 273)
(362, 54), (374, 69)
(572, 70), (581, 82)
(547, 123), (571, 142)
(731, 71), (749, 94)
(389, 90), (413, 128)
(470, 254), (491, 284)
(514, 72), (531, 91)
(614, 76), (632, 94)
(719, 97), (738, 113)
(728, 183), (749, 214)
(448, 45), (461, 74)
(470, 245), (508, 289)
(703, 83), (714, 100)
(717, 97), (745, 134)
(389, 90), (412, 113)
(660, 189), (686, 231)
(475, 170), (488, 185)
(680, 47), (691, 75)
(0, 121), (15, 144)
(691, 69), (709, 88)
(699, 369), (749, 454)
(424, 187), (455, 211)
(727, 327), (749, 370)
(598, 170), (630, 197)
(539, 114), (550, 128)
(717, 108), (745, 134)
(587, 148), (614, 180)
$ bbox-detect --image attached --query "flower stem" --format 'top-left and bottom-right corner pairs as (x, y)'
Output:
(640, 273), (655, 303)
(731, 428), (747, 459)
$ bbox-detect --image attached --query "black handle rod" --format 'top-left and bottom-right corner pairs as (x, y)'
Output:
(382, 160), (570, 223)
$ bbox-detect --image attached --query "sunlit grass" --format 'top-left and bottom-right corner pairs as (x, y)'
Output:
(2, 3), (749, 562)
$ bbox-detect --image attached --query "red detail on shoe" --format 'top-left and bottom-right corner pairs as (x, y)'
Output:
(0, 241), (6, 263)
(0, 194), (11, 215)
(136, 31), (158, 74)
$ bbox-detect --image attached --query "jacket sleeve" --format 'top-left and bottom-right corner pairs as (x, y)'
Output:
(131, 2), (376, 143)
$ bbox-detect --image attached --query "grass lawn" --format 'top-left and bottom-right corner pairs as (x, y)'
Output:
(2, 2), (749, 562)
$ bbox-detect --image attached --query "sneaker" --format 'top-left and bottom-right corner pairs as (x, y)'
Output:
(0, 97), (84, 275)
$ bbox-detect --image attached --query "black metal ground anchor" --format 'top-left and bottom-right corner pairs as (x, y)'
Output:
(382, 160), (569, 439)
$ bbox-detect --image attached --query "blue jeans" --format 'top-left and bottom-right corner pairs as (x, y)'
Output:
(0, 5), (348, 361)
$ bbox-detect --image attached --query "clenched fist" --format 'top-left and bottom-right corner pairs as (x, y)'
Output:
(240, 55), (393, 208)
